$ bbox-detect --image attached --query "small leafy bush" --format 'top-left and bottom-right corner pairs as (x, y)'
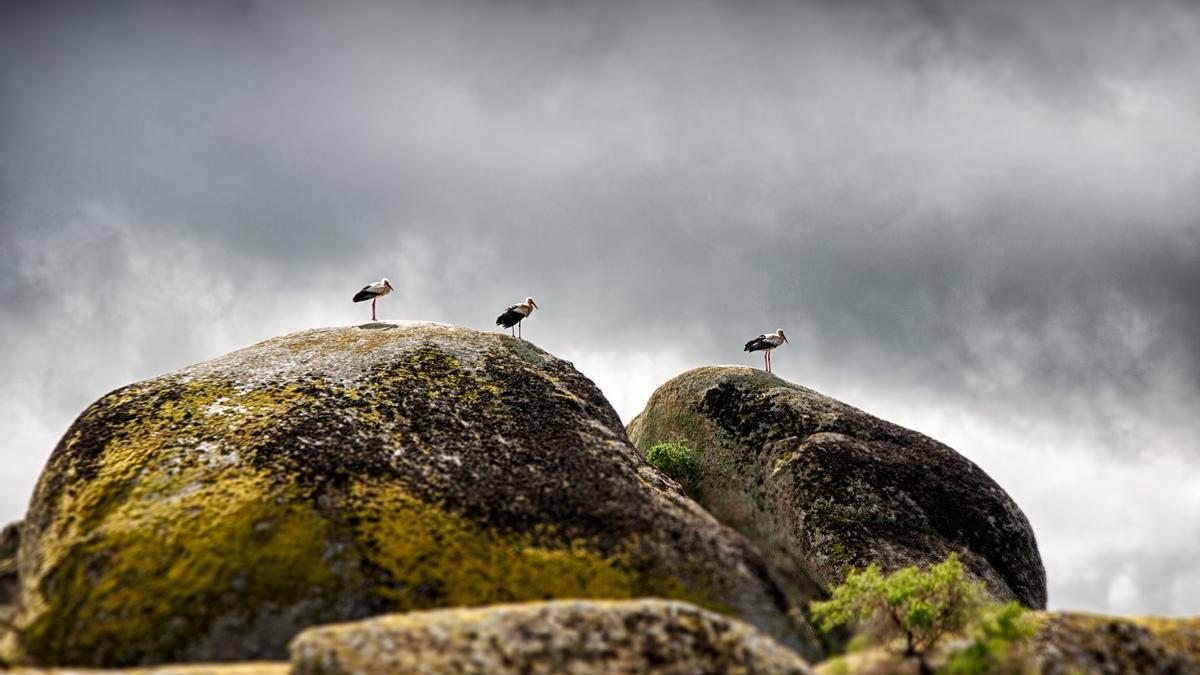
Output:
(646, 440), (699, 483)
(944, 601), (1036, 674)
(811, 554), (1035, 674)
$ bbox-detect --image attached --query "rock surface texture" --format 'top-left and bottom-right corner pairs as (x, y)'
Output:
(627, 367), (1046, 610)
(13, 324), (814, 667)
(8, 665), (288, 675)
(1033, 612), (1200, 674)
(290, 598), (813, 675)
(810, 612), (1200, 675)
(0, 521), (18, 610)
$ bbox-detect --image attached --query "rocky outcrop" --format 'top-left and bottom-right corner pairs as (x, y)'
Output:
(627, 366), (1046, 610)
(0, 521), (18, 665)
(13, 324), (816, 666)
(290, 598), (812, 675)
(1033, 612), (1200, 674)
(0, 521), (18, 610)
(811, 612), (1200, 674)
(8, 665), (288, 675)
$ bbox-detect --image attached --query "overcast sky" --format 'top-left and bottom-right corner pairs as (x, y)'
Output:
(2, 0), (1198, 616)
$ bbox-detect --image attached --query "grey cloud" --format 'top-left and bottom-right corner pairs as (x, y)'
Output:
(2, 0), (1198, 614)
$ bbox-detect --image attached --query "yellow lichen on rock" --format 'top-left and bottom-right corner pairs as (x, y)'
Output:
(21, 467), (337, 666)
(1032, 611), (1200, 673)
(344, 480), (685, 608)
(1125, 615), (1200, 661)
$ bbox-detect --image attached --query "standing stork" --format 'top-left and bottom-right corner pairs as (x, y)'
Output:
(496, 296), (538, 339)
(352, 278), (394, 321)
(744, 329), (789, 373)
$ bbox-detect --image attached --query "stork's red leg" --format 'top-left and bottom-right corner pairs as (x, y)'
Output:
(371, 298), (377, 321)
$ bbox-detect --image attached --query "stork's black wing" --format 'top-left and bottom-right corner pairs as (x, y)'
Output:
(352, 285), (378, 302)
(496, 305), (525, 328)
(744, 335), (770, 352)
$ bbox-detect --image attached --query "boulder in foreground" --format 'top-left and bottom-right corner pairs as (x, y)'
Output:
(6, 664), (287, 675)
(290, 598), (813, 675)
(812, 611), (1200, 675)
(1033, 612), (1200, 674)
(14, 324), (813, 666)
(628, 366), (1046, 610)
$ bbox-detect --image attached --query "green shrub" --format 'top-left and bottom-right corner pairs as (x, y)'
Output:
(646, 440), (699, 483)
(811, 554), (1035, 674)
(944, 602), (1036, 674)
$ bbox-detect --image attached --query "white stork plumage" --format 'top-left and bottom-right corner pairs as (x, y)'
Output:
(352, 278), (394, 321)
(495, 297), (538, 339)
(744, 329), (789, 373)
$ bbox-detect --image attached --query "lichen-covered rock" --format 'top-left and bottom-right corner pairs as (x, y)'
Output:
(8, 664), (288, 675)
(627, 367), (1046, 610)
(811, 611), (1200, 674)
(0, 521), (18, 608)
(290, 598), (813, 675)
(1033, 612), (1200, 674)
(13, 324), (815, 666)
(0, 521), (18, 665)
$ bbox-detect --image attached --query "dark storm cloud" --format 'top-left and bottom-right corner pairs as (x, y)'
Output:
(2, 0), (1198, 613)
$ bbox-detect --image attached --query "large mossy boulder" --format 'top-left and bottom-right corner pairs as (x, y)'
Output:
(627, 367), (1046, 610)
(13, 324), (815, 666)
(290, 598), (812, 675)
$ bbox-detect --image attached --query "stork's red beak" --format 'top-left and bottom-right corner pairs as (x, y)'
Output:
(531, 300), (538, 309)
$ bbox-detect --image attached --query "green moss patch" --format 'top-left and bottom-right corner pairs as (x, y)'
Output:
(646, 441), (699, 484)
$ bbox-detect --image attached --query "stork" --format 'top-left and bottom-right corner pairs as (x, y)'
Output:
(744, 329), (789, 373)
(352, 278), (394, 321)
(496, 297), (538, 339)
